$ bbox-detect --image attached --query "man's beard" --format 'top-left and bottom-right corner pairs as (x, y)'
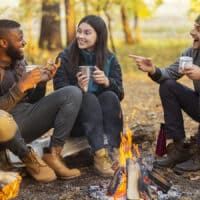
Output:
(6, 44), (24, 61)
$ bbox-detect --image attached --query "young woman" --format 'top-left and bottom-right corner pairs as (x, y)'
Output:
(53, 15), (124, 177)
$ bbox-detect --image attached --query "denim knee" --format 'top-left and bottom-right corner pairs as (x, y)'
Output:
(83, 92), (97, 101)
(98, 91), (119, 106)
(82, 93), (99, 107)
(159, 79), (177, 98)
(54, 86), (82, 107)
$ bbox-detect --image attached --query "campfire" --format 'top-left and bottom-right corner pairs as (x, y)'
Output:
(89, 127), (173, 200)
(106, 127), (172, 200)
(107, 128), (141, 200)
(0, 171), (21, 200)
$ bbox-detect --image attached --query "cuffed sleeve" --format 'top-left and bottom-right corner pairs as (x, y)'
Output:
(148, 67), (162, 81)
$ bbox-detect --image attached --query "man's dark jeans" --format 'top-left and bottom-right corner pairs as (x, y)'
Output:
(1, 86), (82, 158)
(70, 91), (123, 152)
(159, 79), (200, 143)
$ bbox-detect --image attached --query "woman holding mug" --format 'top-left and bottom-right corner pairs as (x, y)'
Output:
(53, 15), (124, 177)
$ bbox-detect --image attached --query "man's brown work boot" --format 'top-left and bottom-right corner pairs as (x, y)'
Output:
(153, 139), (192, 168)
(94, 148), (114, 177)
(22, 149), (56, 183)
(174, 147), (200, 173)
(43, 147), (81, 179)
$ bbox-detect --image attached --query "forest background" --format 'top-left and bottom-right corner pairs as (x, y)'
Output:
(1, 0), (200, 199)
(1, 0), (200, 145)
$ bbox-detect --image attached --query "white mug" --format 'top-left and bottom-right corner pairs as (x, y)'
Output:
(179, 56), (193, 73)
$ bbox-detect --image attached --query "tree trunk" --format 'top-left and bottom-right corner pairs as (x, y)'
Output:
(65, 0), (76, 45)
(83, 0), (88, 15)
(134, 14), (138, 30)
(120, 5), (134, 44)
(39, 0), (62, 50)
(96, 3), (100, 15)
(102, 0), (116, 53)
(133, 14), (142, 43)
(104, 11), (116, 53)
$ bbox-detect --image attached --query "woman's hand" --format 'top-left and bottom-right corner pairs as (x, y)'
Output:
(76, 71), (89, 92)
(93, 66), (109, 87)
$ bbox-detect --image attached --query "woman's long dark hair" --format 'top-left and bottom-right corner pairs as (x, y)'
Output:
(68, 15), (109, 73)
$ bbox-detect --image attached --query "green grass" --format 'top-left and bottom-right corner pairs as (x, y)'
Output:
(115, 39), (191, 74)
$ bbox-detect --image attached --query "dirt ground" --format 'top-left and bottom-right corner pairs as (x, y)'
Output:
(13, 76), (200, 200)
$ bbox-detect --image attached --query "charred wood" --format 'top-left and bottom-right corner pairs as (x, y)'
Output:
(107, 167), (125, 195)
(147, 168), (172, 193)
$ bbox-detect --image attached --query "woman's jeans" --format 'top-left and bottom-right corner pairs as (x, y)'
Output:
(159, 80), (200, 143)
(0, 86), (82, 158)
(70, 91), (123, 152)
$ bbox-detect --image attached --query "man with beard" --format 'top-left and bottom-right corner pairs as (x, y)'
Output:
(129, 14), (200, 173)
(0, 19), (82, 182)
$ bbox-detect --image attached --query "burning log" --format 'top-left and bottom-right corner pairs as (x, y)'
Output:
(138, 157), (172, 194)
(126, 158), (141, 200)
(107, 167), (125, 196)
(106, 130), (144, 200)
(147, 168), (172, 193)
(126, 159), (160, 200)
(0, 171), (21, 200)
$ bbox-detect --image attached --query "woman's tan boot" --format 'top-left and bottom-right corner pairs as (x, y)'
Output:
(94, 148), (114, 177)
(22, 149), (57, 183)
(43, 147), (81, 179)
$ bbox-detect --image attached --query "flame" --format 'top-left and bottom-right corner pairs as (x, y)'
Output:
(133, 143), (140, 158)
(0, 172), (21, 200)
(119, 132), (132, 166)
(112, 172), (127, 200)
(111, 126), (141, 200)
(119, 126), (140, 167)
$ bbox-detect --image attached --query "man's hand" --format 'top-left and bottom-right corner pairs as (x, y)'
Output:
(93, 66), (109, 87)
(40, 58), (61, 82)
(39, 68), (52, 82)
(76, 71), (89, 92)
(48, 58), (61, 78)
(129, 54), (155, 75)
(17, 68), (42, 92)
(183, 65), (200, 80)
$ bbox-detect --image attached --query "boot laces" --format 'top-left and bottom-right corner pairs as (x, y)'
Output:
(28, 151), (46, 167)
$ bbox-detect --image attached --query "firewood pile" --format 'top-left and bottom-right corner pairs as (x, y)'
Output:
(0, 171), (21, 200)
